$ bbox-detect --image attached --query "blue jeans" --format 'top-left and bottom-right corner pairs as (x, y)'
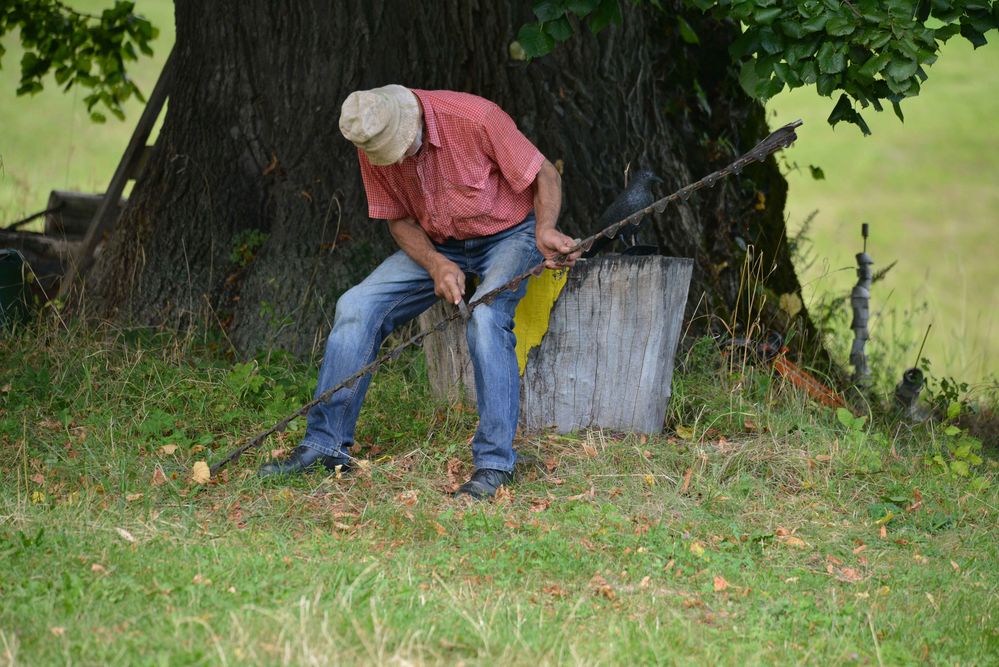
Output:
(302, 213), (542, 472)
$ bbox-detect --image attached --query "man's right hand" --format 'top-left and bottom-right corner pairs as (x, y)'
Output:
(430, 257), (466, 305)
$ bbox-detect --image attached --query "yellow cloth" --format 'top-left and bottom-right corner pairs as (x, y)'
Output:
(514, 269), (569, 372)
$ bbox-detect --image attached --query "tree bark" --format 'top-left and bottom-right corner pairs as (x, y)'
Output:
(86, 0), (816, 361)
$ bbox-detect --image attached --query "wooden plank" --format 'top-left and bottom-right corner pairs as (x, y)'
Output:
(521, 255), (693, 434)
(44, 191), (127, 238)
(57, 47), (175, 299)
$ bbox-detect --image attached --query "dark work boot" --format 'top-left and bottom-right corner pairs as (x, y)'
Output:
(257, 445), (352, 478)
(454, 468), (513, 500)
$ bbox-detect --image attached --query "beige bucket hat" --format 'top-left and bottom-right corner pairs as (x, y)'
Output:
(338, 84), (420, 166)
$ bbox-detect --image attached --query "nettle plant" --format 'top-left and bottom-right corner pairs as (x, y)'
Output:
(516, 0), (998, 134)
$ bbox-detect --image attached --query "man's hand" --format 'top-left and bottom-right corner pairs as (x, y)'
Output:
(537, 227), (581, 270)
(430, 257), (466, 305)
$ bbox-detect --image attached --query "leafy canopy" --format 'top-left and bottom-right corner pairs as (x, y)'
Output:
(517, 0), (999, 134)
(0, 0), (158, 123)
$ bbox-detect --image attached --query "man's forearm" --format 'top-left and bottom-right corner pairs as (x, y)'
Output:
(533, 159), (562, 234)
(388, 217), (447, 273)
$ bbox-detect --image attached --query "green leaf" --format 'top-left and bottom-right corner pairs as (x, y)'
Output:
(857, 51), (891, 78)
(758, 27), (784, 54)
(532, 0), (564, 23)
(947, 401), (962, 420)
(825, 14), (856, 36)
(677, 16), (699, 44)
(809, 164), (825, 179)
(89, 111), (107, 123)
(754, 6), (782, 24)
(950, 459), (970, 477)
(516, 22), (556, 58)
(802, 13), (830, 33)
(566, 0), (600, 17)
(944, 424), (962, 437)
(886, 58), (918, 81)
(836, 407), (856, 429)
(827, 93), (871, 134)
(739, 58), (761, 98)
(588, 0), (622, 34)
(816, 42), (847, 73)
(544, 16), (573, 42)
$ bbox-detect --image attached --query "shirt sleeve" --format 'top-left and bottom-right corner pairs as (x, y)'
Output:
(479, 104), (545, 194)
(357, 150), (409, 220)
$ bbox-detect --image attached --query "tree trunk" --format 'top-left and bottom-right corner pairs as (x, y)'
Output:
(86, 0), (816, 361)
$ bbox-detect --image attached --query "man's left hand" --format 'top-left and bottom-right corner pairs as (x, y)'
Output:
(537, 228), (581, 270)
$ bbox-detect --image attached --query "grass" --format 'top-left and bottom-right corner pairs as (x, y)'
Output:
(1, 321), (997, 665)
(769, 37), (999, 385)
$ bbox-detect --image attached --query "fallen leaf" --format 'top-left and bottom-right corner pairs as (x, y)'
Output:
(743, 418), (759, 432)
(779, 292), (803, 319)
(836, 567), (862, 583)
(494, 486), (515, 504)
(396, 490), (419, 507)
(589, 574), (616, 600)
(543, 456), (559, 472)
(679, 468), (693, 494)
(91, 563), (107, 574)
(529, 496), (552, 513)
(190, 444), (206, 455)
(50, 627), (65, 637)
(159, 444), (178, 455)
(852, 544), (867, 555)
(643, 474), (656, 487)
(543, 583), (568, 598)
(950, 560), (961, 573)
(151, 466), (167, 487)
(689, 541), (706, 558)
(676, 425), (695, 440)
(431, 521), (448, 536)
(269, 448), (290, 460)
(192, 573), (212, 586)
(640, 575), (652, 588)
(191, 461), (211, 485)
(879, 525), (887, 539)
(30, 473), (45, 485)
(0, 383), (10, 393)
(567, 486), (595, 501)
(582, 444), (598, 458)
(115, 527), (136, 543)
(782, 536), (807, 549)
(31, 491), (46, 504)
(713, 575), (730, 592)
(126, 493), (143, 502)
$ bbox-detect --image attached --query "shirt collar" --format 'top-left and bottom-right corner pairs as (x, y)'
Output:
(411, 89), (442, 149)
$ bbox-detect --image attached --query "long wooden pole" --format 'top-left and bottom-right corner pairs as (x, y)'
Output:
(58, 47), (175, 300)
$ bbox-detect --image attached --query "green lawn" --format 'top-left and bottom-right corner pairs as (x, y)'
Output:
(769, 38), (999, 386)
(1, 327), (996, 665)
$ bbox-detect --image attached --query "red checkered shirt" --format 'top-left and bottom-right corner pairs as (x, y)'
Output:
(356, 89), (546, 243)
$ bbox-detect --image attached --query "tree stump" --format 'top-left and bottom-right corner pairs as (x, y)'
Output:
(420, 255), (693, 434)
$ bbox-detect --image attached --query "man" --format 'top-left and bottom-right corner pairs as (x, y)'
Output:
(259, 84), (580, 499)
